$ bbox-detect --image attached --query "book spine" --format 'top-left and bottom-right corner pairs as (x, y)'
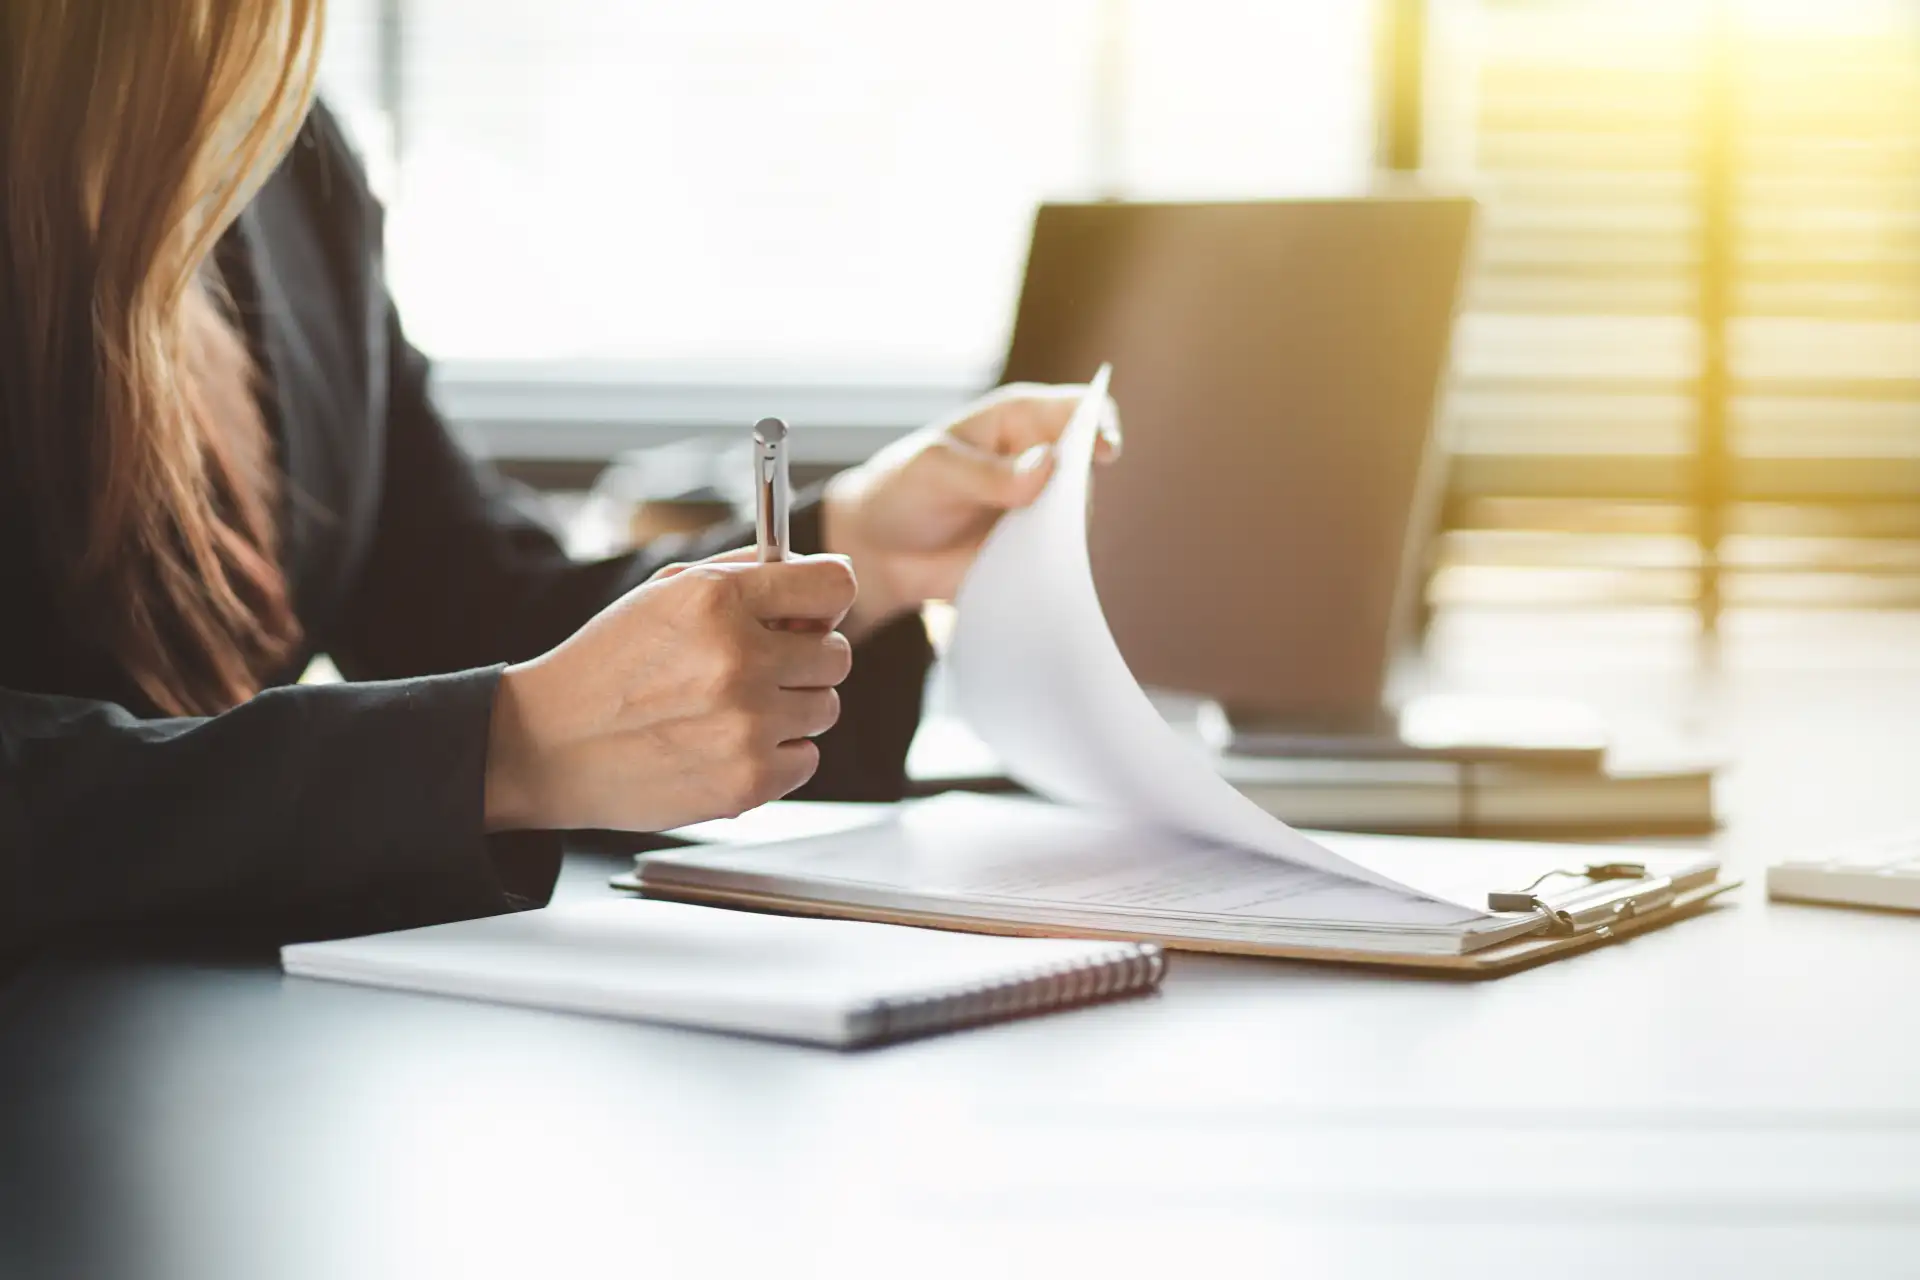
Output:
(856, 945), (1166, 1046)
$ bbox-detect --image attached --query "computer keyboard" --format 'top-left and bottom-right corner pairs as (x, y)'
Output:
(1768, 830), (1920, 912)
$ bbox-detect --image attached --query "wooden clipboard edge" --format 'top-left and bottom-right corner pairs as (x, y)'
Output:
(610, 873), (1742, 978)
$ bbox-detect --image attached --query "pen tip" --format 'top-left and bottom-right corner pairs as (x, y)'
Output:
(753, 417), (789, 445)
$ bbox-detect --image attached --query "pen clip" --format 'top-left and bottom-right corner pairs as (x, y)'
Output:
(752, 417), (790, 563)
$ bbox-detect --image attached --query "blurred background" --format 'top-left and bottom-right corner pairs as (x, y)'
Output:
(314, 0), (1920, 631)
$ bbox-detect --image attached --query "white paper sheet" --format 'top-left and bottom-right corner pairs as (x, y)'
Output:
(944, 366), (1459, 906)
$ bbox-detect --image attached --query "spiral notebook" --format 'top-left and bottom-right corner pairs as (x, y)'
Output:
(280, 898), (1164, 1048)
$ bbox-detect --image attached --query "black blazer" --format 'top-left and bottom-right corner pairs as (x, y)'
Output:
(0, 107), (931, 955)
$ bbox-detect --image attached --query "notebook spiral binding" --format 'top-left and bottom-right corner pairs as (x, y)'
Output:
(853, 945), (1166, 1045)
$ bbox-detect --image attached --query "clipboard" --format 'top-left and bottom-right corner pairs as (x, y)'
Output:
(613, 862), (1740, 978)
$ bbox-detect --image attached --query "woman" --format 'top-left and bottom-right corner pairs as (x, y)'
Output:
(0, 1), (1107, 950)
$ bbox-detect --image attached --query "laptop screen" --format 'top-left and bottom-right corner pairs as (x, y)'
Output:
(1001, 198), (1474, 723)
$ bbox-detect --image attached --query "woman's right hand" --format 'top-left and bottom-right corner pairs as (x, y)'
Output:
(482, 550), (858, 832)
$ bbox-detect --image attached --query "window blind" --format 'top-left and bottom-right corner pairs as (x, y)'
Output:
(1424, 0), (1920, 615)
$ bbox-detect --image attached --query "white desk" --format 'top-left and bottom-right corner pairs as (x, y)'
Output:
(3, 610), (1917, 1279)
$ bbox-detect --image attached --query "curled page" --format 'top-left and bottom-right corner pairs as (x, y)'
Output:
(946, 366), (1428, 901)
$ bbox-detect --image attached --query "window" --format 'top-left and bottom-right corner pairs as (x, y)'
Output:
(318, 1), (1374, 377)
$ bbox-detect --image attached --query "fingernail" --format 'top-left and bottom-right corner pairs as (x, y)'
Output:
(1101, 403), (1124, 457)
(1015, 443), (1051, 474)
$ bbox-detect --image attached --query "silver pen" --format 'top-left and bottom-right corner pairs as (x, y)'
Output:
(752, 417), (790, 563)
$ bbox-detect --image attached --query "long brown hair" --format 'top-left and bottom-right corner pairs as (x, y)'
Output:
(1, 1), (323, 715)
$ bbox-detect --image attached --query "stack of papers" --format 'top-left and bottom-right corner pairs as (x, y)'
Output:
(639, 795), (1718, 957)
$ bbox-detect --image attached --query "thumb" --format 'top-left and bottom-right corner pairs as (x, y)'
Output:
(927, 436), (1055, 511)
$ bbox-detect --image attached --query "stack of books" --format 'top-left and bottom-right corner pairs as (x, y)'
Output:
(908, 694), (1716, 839)
(1209, 750), (1714, 837)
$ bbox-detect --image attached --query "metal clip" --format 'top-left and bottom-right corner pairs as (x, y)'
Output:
(1488, 864), (1675, 937)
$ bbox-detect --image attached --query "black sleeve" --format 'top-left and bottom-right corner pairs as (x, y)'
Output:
(324, 301), (726, 675)
(0, 671), (560, 952)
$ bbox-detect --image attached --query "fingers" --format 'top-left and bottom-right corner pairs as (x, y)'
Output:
(1096, 397), (1124, 462)
(921, 434), (1057, 511)
(757, 625), (853, 690)
(948, 382), (1124, 462)
(731, 555), (858, 626)
(720, 736), (824, 817)
(947, 383), (1078, 453)
(762, 739), (822, 800)
(768, 687), (841, 742)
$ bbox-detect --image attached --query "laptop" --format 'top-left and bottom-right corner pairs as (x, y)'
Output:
(1000, 196), (1476, 741)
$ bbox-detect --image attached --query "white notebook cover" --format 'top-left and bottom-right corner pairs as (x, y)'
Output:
(281, 899), (1160, 1048)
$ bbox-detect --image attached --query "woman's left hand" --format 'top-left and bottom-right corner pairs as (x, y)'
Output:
(821, 381), (1121, 641)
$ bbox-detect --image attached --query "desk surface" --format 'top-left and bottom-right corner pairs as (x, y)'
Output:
(5, 610), (1920, 1279)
